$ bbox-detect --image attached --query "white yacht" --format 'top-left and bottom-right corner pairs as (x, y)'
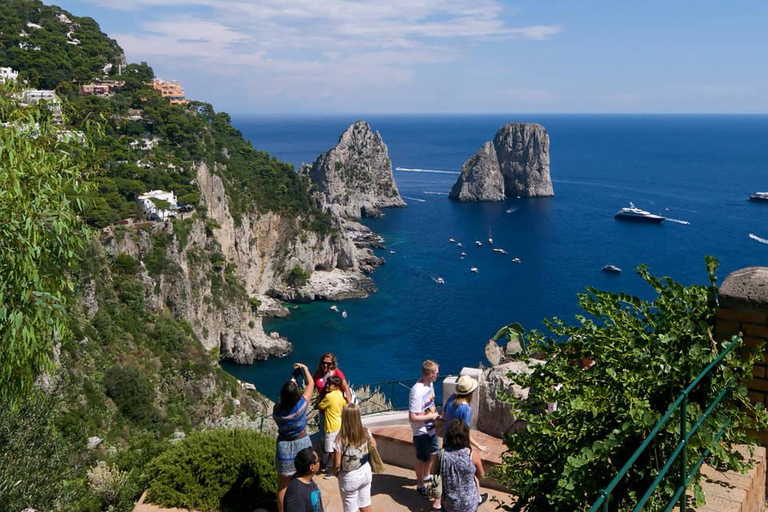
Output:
(435, 277), (445, 284)
(488, 227), (493, 245)
(615, 203), (665, 223)
(512, 257), (522, 263)
(330, 305), (339, 312)
(475, 240), (483, 247)
(602, 264), (622, 274)
(749, 192), (768, 202)
(493, 248), (508, 254)
(457, 242), (463, 248)
(470, 267), (479, 273)
(449, 237), (456, 243)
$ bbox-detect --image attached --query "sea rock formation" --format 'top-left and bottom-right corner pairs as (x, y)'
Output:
(450, 123), (553, 201)
(449, 142), (505, 202)
(304, 121), (405, 219)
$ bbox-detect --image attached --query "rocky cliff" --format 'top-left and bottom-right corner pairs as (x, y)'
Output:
(449, 141), (506, 202)
(304, 121), (405, 219)
(105, 162), (382, 364)
(450, 123), (553, 201)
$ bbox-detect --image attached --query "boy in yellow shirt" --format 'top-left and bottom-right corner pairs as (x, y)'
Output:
(318, 375), (345, 479)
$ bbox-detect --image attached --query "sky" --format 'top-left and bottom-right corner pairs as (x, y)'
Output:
(52, 0), (768, 115)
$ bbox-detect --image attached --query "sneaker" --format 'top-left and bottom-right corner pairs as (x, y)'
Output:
(478, 493), (489, 505)
(323, 467), (334, 479)
(423, 475), (433, 483)
(417, 486), (431, 500)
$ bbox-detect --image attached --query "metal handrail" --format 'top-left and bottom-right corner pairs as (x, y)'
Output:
(589, 336), (742, 512)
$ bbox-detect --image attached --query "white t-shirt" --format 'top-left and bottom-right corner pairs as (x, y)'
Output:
(409, 381), (436, 436)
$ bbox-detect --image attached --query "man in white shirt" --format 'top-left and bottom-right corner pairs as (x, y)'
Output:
(409, 359), (440, 498)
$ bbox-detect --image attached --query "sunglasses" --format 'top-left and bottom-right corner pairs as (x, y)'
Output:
(322, 361), (333, 366)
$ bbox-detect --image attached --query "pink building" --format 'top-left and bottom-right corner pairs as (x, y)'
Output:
(150, 78), (189, 105)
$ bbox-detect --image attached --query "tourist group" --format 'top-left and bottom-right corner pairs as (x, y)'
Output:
(273, 354), (489, 512)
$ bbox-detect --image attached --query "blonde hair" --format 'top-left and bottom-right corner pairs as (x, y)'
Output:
(336, 403), (367, 448)
(422, 359), (439, 376)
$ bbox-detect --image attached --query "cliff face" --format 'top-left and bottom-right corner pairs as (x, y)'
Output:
(305, 121), (405, 219)
(106, 162), (379, 364)
(450, 123), (553, 201)
(449, 142), (506, 202)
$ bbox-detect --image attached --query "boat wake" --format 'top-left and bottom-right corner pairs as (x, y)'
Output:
(749, 233), (768, 245)
(424, 191), (449, 196)
(396, 167), (460, 175)
(402, 196), (427, 203)
(666, 218), (690, 225)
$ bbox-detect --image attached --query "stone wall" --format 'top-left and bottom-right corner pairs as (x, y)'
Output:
(715, 267), (768, 445)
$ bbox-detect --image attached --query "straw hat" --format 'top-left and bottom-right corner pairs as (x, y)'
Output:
(455, 375), (478, 396)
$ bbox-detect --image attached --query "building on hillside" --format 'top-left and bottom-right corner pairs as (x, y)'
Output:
(57, 13), (72, 24)
(150, 78), (189, 105)
(80, 80), (125, 97)
(0, 67), (18, 83)
(19, 89), (62, 122)
(137, 190), (178, 221)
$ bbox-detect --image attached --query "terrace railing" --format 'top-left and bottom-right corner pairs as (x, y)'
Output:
(589, 336), (742, 512)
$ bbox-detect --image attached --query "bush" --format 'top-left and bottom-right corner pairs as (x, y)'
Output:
(144, 429), (277, 512)
(104, 365), (162, 427)
(286, 264), (311, 287)
(113, 253), (140, 275)
(495, 257), (768, 511)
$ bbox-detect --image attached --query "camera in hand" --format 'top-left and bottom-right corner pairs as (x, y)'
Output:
(292, 367), (303, 380)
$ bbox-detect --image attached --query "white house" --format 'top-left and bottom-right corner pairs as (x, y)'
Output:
(26, 22), (42, 29)
(0, 67), (18, 83)
(57, 14), (72, 24)
(137, 190), (178, 221)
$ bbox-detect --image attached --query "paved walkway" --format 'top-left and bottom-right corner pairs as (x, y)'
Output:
(317, 462), (515, 511)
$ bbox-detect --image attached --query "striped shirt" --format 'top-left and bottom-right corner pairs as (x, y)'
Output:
(274, 397), (309, 441)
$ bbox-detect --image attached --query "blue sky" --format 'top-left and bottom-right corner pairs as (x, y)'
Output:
(53, 0), (768, 115)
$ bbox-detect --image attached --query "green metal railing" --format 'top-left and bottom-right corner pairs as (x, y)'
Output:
(589, 336), (741, 512)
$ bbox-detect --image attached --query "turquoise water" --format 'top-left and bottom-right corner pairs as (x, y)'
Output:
(223, 115), (768, 400)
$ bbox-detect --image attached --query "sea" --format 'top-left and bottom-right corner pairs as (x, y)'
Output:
(222, 114), (768, 402)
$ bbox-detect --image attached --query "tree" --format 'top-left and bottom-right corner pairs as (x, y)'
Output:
(0, 82), (96, 407)
(495, 257), (768, 511)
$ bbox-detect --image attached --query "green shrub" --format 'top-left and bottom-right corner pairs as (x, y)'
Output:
(286, 264), (311, 287)
(104, 366), (162, 427)
(496, 257), (768, 511)
(113, 253), (140, 275)
(144, 429), (277, 512)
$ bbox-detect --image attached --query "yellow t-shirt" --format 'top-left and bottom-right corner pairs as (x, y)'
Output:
(318, 389), (345, 433)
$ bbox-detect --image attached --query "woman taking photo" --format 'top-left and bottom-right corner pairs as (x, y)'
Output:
(333, 403), (376, 512)
(440, 419), (485, 512)
(274, 362), (314, 512)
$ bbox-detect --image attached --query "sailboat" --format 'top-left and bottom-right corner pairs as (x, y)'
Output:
(488, 226), (493, 245)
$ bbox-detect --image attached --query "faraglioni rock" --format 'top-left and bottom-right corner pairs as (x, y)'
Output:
(449, 142), (505, 202)
(450, 123), (553, 201)
(304, 121), (405, 219)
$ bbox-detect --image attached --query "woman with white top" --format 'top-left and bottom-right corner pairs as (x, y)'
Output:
(333, 403), (377, 512)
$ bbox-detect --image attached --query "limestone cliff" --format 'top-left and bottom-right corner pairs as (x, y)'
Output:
(106, 162), (381, 364)
(449, 142), (506, 202)
(450, 123), (553, 201)
(304, 121), (405, 219)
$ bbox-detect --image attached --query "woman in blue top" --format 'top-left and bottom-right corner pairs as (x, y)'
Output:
(274, 363), (315, 512)
(442, 375), (489, 453)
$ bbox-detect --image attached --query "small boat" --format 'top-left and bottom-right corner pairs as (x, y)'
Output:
(506, 207), (517, 214)
(475, 240), (483, 247)
(512, 257), (522, 263)
(457, 242), (462, 248)
(330, 305), (339, 312)
(470, 267), (479, 273)
(449, 237), (456, 243)
(615, 203), (665, 223)
(434, 277), (445, 284)
(749, 192), (768, 202)
(493, 248), (508, 254)
(602, 264), (622, 274)
(460, 252), (467, 259)
(389, 250), (396, 254)
(341, 311), (348, 318)
(488, 227), (493, 245)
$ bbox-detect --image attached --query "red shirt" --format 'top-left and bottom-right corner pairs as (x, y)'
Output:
(313, 368), (346, 399)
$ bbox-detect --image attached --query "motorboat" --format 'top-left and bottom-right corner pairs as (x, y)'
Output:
(512, 258), (522, 263)
(457, 242), (462, 248)
(749, 192), (768, 202)
(330, 305), (339, 312)
(435, 277), (445, 284)
(488, 227), (493, 245)
(475, 240), (483, 246)
(389, 250), (396, 254)
(614, 203), (665, 223)
(506, 206), (517, 213)
(449, 237), (456, 243)
(602, 264), (622, 274)
(341, 311), (348, 318)
(470, 267), (479, 273)
(460, 252), (467, 258)
(493, 248), (508, 254)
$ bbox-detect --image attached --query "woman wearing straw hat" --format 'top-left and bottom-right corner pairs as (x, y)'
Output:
(442, 375), (489, 454)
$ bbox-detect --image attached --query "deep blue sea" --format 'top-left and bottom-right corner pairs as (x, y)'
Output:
(222, 115), (768, 401)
